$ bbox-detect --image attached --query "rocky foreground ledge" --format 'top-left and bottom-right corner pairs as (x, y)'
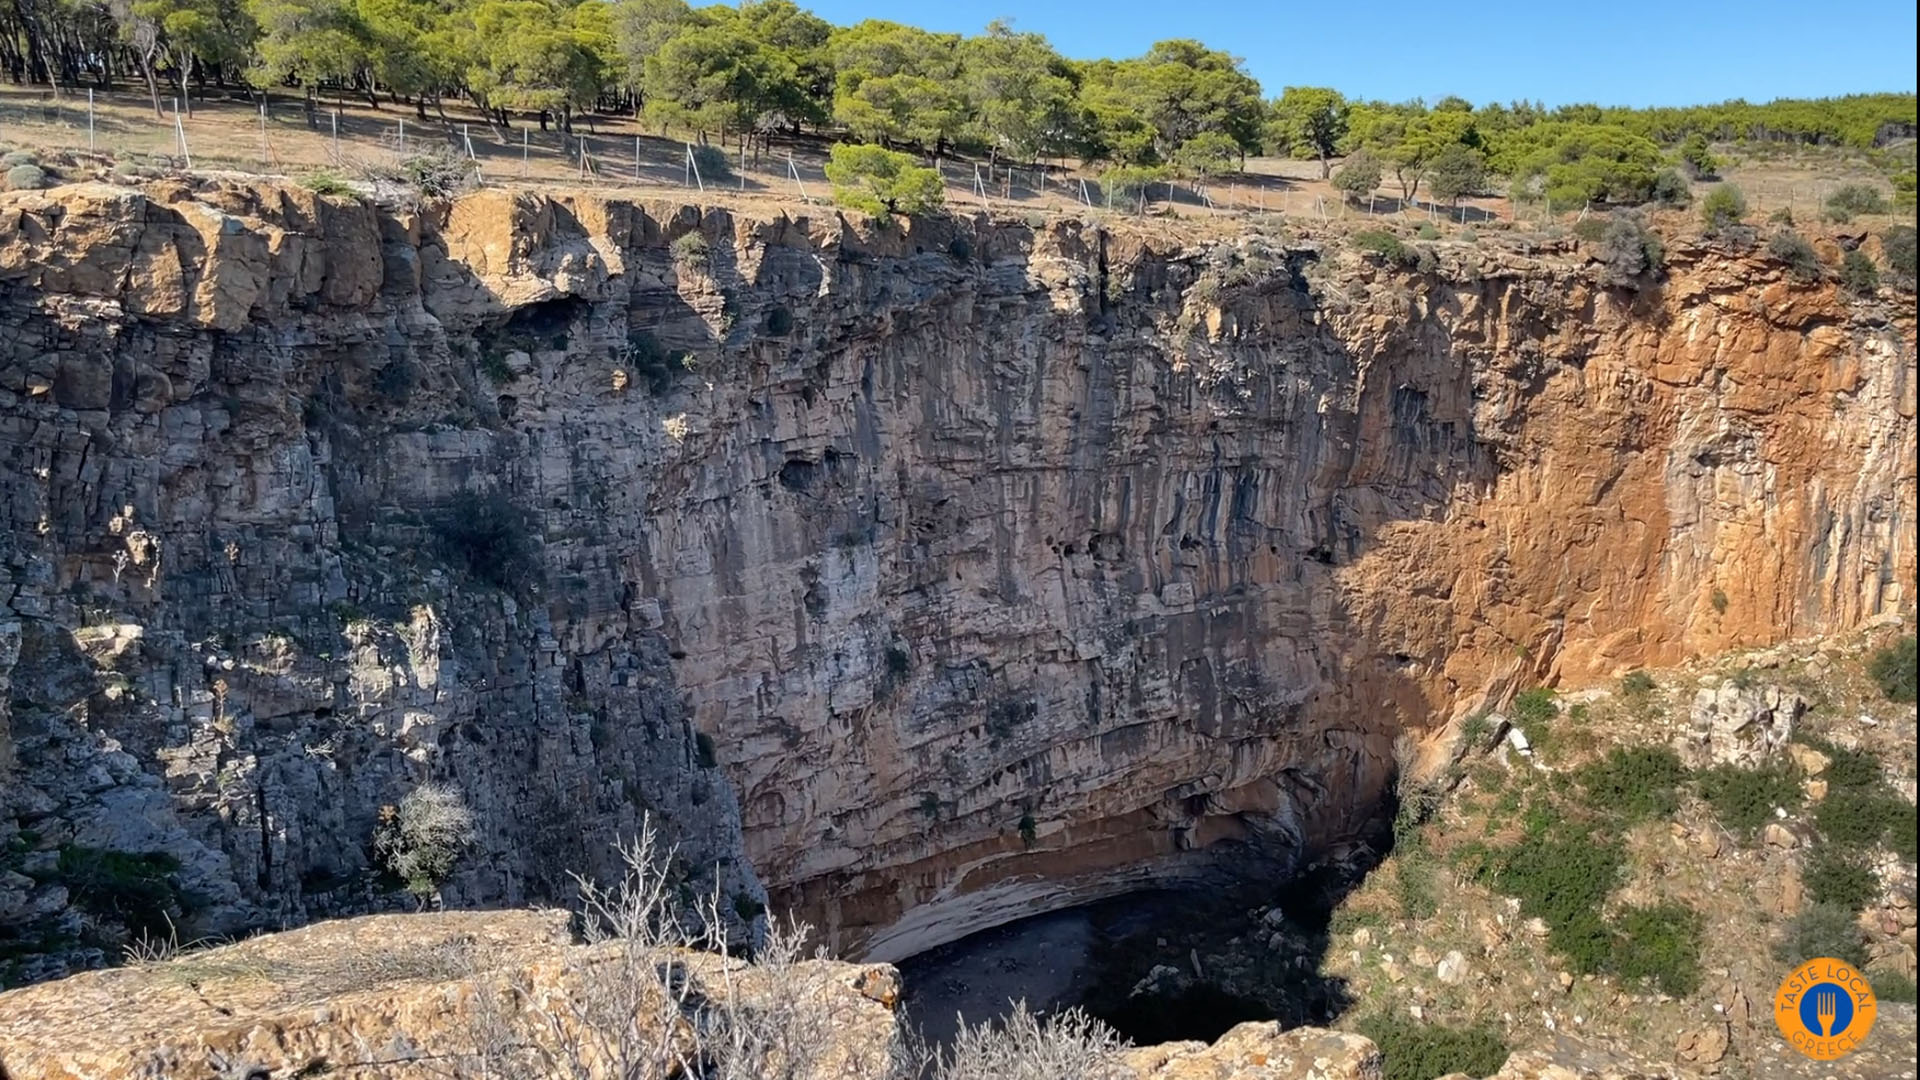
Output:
(0, 910), (1695, 1080)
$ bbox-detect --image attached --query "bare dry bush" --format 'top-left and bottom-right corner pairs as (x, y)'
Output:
(449, 816), (918, 1079)
(933, 1003), (1131, 1080)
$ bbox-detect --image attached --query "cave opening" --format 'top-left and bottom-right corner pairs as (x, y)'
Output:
(896, 825), (1392, 1053)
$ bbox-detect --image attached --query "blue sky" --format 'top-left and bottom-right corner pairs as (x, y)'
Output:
(800, 0), (1918, 107)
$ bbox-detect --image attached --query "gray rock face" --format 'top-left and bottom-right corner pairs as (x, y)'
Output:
(0, 182), (1912, 981)
(1686, 682), (1806, 767)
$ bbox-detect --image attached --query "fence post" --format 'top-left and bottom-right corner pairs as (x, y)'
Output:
(173, 99), (192, 169)
(87, 89), (95, 151)
(397, 118), (405, 156)
(331, 110), (340, 165)
(259, 101), (269, 166)
(522, 128), (529, 178)
(788, 153), (810, 203)
(685, 144), (704, 193)
(636, 136), (642, 181)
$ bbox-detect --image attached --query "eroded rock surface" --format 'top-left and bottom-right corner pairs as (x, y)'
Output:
(0, 181), (1912, 979)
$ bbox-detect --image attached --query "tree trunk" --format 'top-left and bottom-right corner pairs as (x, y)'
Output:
(142, 61), (162, 118)
(1318, 150), (1330, 179)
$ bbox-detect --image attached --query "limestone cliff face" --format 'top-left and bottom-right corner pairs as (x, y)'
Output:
(0, 181), (1912, 977)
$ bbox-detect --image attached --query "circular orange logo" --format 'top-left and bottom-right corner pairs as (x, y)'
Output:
(1774, 958), (1878, 1060)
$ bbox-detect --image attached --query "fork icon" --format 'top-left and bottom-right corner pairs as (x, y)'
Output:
(1816, 990), (1838, 1037)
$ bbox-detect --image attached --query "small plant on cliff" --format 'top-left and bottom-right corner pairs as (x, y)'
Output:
(435, 490), (538, 590)
(1491, 812), (1624, 975)
(1356, 1014), (1507, 1080)
(823, 143), (945, 216)
(1352, 229), (1415, 268)
(1618, 669), (1656, 698)
(670, 230), (710, 269)
(52, 847), (182, 942)
(1866, 635), (1916, 702)
(1700, 183), (1748, 234)
(301, 170), (354, 196)
(372, 784), (474, 899)
(3, 163), (46, 190)
(1611, 901), (1704, 996)
(1510, 688), (1557, 744)
(397, 149), (476, 200)
(1576, 745), (1687, 823)
(1776, 903), (1869, 968)
(1697, 760), (1802, 840)
(1883, 225), (1916, 290)
(1841, 249), (1880, 295)
(1803, 847), (1877, 912)
(1018, 812), (1038, 849)
(1597, 212), (1665, 289)
(1767, 229), (1822, 283)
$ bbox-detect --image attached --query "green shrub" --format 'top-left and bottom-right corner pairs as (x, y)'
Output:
(1597, 213), (1665, 289)
(1611, 902), (1704, 996)
(1578, 746), (1687, 822)
(435, 490), (538, 590)
(1866, 635), (1915, 702)
(1767, 229), (1821, 283)
(1817, 786), (1911, 853)
(1697, 761), (1802, 838)
(1701, 184), (1747, 233)
(0, 149), (34, 167)
(53, 847), (182, 941)
(1416, 221), (1441, 240)
(372, 784), (474, 898)
(1494, 819), (1624, 974)
(396, 149), (475, 199)
(1353, 229), (1415, 268)
(823, 143), (944, 216)
(1511, 687), (1556, 738)
(1650, 168), (1690, 206)
(1769, 207), (1796, 226)
(1619, 670), (1656, 697)
(1824, 183), (1891, 222)
(1884, 225), (1916, 290)
(1803, 847), (1877, 912)
(1840, 250), (1880, 294)
(1356, 1015), (1508, 1080)
(301, 170), (354, 196)
(626, 331), (691, 394)
(670, 230), (710, 268)
(689, 143), (732, 182)
(1678, 134), (1719, 179)
(1101, 164), (1169, 208)
(4, 163), (47, 191)
(1330, 151), (1383, 202)
(1776, 903), (1868, 968)
(1394, 848), (1439, 919)
(1573, 216), (1609, 242)
(1873, 970), (1917, 1003)
(1799, 737), (1882, 793)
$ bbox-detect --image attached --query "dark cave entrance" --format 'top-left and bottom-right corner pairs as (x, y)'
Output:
(895, 835), (1389, 1052)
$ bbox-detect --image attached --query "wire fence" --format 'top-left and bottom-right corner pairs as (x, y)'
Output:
(1, 86), (1899, 230)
